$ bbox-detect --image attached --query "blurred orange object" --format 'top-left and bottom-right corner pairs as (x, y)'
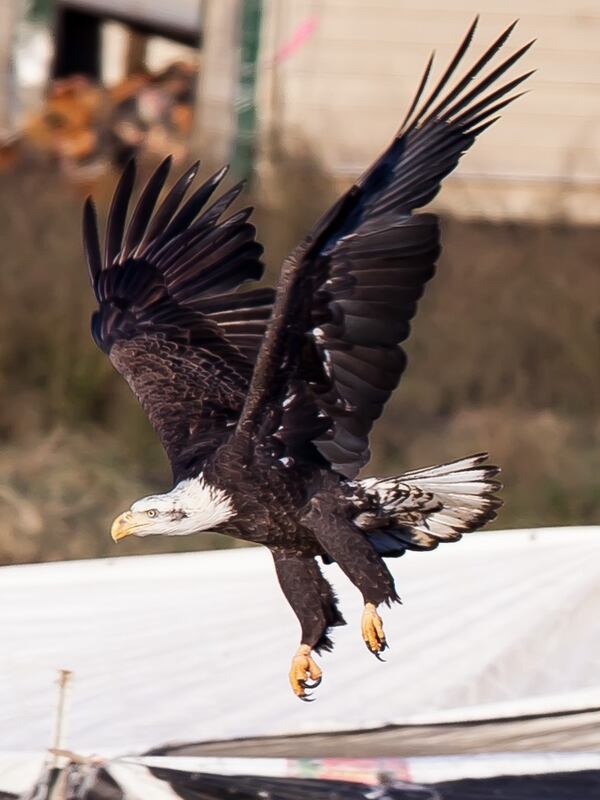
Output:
(24, 75), (106, 164)
(17, 61), (196, 180)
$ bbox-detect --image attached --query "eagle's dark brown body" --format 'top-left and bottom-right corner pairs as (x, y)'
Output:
(207, 438), (397, 652)
(84, 19), (531, 697)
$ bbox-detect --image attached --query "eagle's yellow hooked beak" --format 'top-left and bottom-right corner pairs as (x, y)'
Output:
(111, 511), (136, 542)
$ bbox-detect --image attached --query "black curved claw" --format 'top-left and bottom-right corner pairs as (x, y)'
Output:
(304, 675), (322, 689)
(364, 638), (388, 661)
(297, 681), (316, 702)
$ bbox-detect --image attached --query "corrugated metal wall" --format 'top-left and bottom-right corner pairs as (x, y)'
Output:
(256, 1), (600, 222)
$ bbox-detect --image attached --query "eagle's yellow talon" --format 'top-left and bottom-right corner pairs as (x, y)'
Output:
(361, 602), (387, 656)
(289, 645), (322, 699)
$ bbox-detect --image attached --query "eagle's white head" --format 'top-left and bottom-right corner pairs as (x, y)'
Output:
(110, 477), (236, 541)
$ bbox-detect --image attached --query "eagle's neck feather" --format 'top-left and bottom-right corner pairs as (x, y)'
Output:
(169, 475), (235, 533)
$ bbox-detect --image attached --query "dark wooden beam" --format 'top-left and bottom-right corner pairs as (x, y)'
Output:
(52, 6), (101, 79)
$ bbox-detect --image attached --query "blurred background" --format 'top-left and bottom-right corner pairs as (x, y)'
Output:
(0, 0), (598, 564)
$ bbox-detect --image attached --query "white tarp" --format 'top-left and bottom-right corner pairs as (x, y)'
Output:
(1, 527), (599, 754)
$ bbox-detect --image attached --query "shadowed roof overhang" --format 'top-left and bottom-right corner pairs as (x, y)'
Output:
(57, 0), (202, 46)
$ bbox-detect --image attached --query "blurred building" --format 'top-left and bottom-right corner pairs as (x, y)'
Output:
(197, 0), (600, 223)
(8, 1), (600, 221)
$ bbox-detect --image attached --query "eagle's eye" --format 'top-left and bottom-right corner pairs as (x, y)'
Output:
(145, 509), (159, 519)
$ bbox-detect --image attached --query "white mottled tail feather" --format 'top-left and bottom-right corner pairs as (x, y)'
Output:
(356, 453), (502, 556)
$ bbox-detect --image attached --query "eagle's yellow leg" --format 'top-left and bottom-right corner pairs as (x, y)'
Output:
(361, 602), (387, 657)
(289, 644), (322, 701)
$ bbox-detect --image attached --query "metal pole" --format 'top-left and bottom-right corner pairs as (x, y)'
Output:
(51, 669), (73, 768)
(231, 0), (262, 179)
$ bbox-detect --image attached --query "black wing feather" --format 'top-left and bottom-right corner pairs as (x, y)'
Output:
(120, 155), (173, 259)
(401, 15), (479, 132)
(137, 160), (200, 253)
(157, 165), (230, 246)
(82, 198), (101, 285)
(104, 159), (135, 269)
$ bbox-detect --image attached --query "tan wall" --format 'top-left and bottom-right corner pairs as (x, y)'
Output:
(256, 1), (600, 222)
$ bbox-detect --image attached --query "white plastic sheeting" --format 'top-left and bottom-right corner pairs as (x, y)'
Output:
(1, 527), (599, 754)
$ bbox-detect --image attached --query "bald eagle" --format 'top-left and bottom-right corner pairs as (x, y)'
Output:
(83, 20), (532, 699)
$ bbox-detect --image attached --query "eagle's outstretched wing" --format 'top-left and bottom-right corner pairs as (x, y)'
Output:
(238, 19), (533, 477)
(84, 158), (273, 482)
